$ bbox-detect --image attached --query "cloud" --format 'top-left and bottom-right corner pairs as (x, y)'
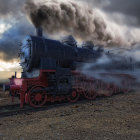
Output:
(81, 0), (140, 27)
(0, 23), (11, 36)
(0, 71), (21, 83)
(0, 59), (21, 82)
(0, 0), (25, 17)
(0, 0), (34, 61)
(103, 0), (140, 23)
(0, 59), (20, 72)
(0, 17), (34, 61)
(0, 0), (140, 63)
(79, 0), (110, 8)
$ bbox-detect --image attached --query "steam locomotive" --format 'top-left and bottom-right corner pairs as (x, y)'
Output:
(8, 28), (136, 108)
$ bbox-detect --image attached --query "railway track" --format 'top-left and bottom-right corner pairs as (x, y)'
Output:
(0, 101), (84, 118)
(0, 98), (98, 118)
(0, 104), (33, 118)
(0, 91), (129, 118)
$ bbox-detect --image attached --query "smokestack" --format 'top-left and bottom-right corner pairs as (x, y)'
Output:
(36, 27), (43, 37)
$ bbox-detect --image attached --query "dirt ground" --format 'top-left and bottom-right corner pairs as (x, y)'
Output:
(0, 90), (139, 140)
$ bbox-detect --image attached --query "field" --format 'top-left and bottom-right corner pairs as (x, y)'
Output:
(0, 89), (140, 140)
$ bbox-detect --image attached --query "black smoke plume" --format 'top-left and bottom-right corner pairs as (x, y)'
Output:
(25, 0), (131, 47)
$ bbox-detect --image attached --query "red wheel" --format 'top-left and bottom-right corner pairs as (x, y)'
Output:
(67, 90), (79, 103)
(121, 80), (132, 93)
(105, 83), (115, 97)
(94, 81), (114, 97)
(28, 86), (47, 108)
(84, 90), (97, 100)
(84, 82), (97, 100)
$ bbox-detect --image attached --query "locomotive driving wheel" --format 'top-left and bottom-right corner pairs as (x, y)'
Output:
(84, 90), (97, 100)
(28, 86), (47, 108)
(121, 80), (132, 93)
(84, 82), (97, 100)
(93, 80), (114, 97)
(67, 90), (80, 103)
(105, 83), (115, 97)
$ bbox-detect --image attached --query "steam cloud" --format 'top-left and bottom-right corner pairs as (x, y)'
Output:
(81, 45), (140, 90)
(25, 0), (134, 47)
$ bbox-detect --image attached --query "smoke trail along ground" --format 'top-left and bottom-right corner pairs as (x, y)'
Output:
(80, 46), (140, 90)
(25, 0), (133, 47)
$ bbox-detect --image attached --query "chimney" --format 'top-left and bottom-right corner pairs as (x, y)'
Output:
(36, 27), (43, 37)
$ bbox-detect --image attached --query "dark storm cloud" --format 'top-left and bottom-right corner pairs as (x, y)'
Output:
(81, 0), (140, 26)
(0, 17), (34, 61)
(0, 0), (34, 61)
(0, 0), (25, 17)
(104, 0), (140, 20)
(104, 0), (140, 27)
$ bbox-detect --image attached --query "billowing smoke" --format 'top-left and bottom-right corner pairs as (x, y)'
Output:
(81, 45), (140, 90)
(25, 0), (134, 47)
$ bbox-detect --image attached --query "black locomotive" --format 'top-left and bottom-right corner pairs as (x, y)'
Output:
(20, 28), (103, 75)
(8, 28), (136, 108)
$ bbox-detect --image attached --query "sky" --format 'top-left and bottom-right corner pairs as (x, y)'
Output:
(0, 0), (140, 82)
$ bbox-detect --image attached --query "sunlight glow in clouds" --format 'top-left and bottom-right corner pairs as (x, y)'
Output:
(0, 59), (21, 72)
(0, 23), (11, 37)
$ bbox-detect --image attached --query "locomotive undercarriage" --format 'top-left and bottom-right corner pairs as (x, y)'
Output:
(9, 70), (136, 108)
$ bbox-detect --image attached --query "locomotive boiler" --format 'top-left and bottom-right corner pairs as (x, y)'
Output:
(9, 28), (136, 108)
(20, 29), (102, 75)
